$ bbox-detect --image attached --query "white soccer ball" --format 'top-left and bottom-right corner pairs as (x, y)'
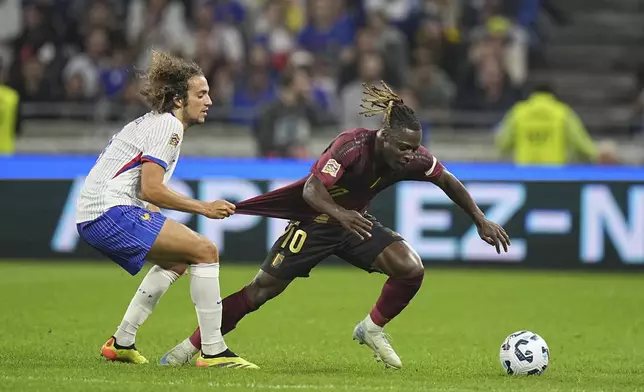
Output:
(499, 330), (550, 376)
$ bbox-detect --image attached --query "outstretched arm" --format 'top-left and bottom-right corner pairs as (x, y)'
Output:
(430, 169), (485, 222)
(431, 170), (511, 254)
(141, 162), (234, 219)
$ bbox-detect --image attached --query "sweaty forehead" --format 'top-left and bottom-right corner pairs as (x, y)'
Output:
(391, 128), (422, 147)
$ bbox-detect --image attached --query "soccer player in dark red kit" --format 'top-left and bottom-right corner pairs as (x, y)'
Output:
(160, 82), (511, 369)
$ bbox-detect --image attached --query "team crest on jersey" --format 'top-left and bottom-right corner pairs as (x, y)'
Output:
(321, 159), (341, 177)
(271, 253), (285, 268)
(141, 213), (151, 221)
(168, 133), (181, 147)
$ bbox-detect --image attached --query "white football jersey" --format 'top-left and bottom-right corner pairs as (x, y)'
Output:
(76, 112), (183, 223)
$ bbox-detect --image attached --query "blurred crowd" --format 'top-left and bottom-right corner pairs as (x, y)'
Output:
(631, 65), (644, 137)
(0, 0), (571, 157)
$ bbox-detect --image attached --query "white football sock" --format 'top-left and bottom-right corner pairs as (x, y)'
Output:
(190, 263), (227, 356)
(364, 314), (384, 332)
(180, 338), (200, 357)
(113, 265), (180, 347)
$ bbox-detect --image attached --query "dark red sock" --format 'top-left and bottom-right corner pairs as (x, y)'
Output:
(369, 273), (424, 327)
(189, 287), (256, 349)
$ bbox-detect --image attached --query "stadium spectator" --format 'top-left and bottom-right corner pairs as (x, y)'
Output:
(506, 0), (570, 60)
(254, 0), (306, 33)
(63, 28), (111, 99)
(364, 9), (409, 87)
(0, 74), (19, 154)
(0, 0), (22, 81)
(14, 57), (57, 102)
(4, 0), (587, 159)
(419, 0), (463, 31)
(290, 50), (339, 115)
(126, 0), (189, 67)
(66, 0), (125, 53)
(64, 73), (87, 103)
(468, 16), (528, 87)
(410, 1), (464, 82)
(363, 0), (417, 33)
(185, 0), (245, 72)
(253, 68), (333, 158)
(297, 0), (355, 59)
(455, 57), (519, 114)
(99, 46), (130, 101)
(461, 0), (505, 32)
(230, 45), (277, 125)
(253, 0), (296, 71)
(340, 51), (386, 130)
(409, 48), (455, 109)
(337, 27), (402, 91)
(9, 2), (65, 92)
(495, 84), (599, 165)
(118, 75), (147, 121)
(413, 16), (445, 65)
(214, 0), (248, 25)
(207, 64), (235, 108)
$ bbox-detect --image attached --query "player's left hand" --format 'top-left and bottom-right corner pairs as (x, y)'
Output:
(476, 218), (510, 254)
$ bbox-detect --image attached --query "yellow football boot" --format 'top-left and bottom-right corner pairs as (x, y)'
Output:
(195, 349), (259, 369)
(100, 337), (149, 364)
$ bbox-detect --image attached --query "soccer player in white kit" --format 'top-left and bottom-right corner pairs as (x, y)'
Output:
(76, 51), (257, 369)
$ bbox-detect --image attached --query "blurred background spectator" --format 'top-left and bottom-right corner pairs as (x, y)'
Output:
(0, 0), (642, 164)
(495, 84), (603, 165)
(254, 67), (334, 158)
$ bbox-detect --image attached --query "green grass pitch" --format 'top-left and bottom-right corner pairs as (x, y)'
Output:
(0, 261), (643, 392)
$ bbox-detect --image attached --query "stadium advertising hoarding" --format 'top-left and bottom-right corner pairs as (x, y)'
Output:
(1, 156), (643, 269)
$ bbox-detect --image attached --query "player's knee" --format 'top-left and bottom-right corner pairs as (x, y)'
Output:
(191, 240), (220, 264)
(397, 251), (424, 279)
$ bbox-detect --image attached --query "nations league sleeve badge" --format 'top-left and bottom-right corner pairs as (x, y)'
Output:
(168, 133), (181, 147)
(321, 159), (341, 177)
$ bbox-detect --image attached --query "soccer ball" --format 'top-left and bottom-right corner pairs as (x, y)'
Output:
(499, 330), (550, 376)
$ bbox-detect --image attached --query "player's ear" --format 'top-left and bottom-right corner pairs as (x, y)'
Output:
(173, 95), (183, 108)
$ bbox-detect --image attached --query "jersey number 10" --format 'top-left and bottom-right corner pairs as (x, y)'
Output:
(280, 224), (308, 254)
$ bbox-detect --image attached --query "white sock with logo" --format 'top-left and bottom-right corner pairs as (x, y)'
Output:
(190, 263), (226, 356)
(113, 265), (180, 347)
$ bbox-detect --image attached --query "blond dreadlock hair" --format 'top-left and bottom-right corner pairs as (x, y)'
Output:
(359, 81), (421, 131)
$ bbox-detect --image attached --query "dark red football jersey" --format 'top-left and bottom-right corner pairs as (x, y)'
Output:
(235, 128), (444, 222)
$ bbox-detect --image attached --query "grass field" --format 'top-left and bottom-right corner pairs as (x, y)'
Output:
(0, 261), (643, 392)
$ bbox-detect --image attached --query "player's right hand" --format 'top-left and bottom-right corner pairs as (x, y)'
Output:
(202, 200), (236, 219)
(337, 210), (373, 240)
